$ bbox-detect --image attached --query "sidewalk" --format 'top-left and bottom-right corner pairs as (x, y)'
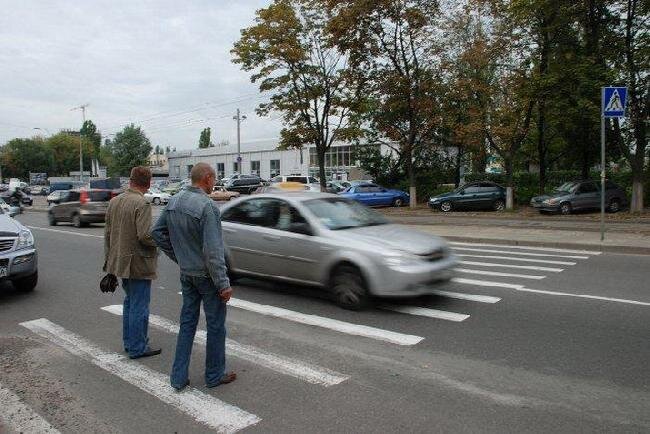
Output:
(380, 208), (650, 254)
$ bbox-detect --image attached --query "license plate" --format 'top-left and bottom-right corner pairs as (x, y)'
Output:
(0, 267), (7, 277)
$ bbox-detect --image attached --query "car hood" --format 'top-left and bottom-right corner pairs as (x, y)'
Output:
(531, 191), (570, 202)
(0, 214), (22, 235)
(430, 191), (455, 200)
(330, 224), (447, 255)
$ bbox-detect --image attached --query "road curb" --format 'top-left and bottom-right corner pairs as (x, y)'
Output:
(439, 235), (650, 256)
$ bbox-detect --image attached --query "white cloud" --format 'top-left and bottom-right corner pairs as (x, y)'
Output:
(0, 0), (282, 149)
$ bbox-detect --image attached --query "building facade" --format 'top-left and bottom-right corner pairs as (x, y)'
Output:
(167, 139), (366, 181)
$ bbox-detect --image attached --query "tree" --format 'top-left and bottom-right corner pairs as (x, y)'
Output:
(105, 125), (152, 176)
(198, 127), (213, 148)
(46, 132), (94, 176)
(80, 120), (102, 158)
(165, 146), (171, 154)
(0, 137), (53, 179)
(612, 0), (649, 212)
(327, 0), (442, 206)
(232, 0), (364, 190)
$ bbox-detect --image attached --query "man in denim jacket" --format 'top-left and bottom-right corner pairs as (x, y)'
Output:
(151, 163), (236, 391)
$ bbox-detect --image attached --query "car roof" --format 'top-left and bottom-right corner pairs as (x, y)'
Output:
(238, 191), (337, 202)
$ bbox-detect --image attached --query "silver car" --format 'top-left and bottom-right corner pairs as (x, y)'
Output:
(0, 206), (38, 291)
(220, 192), (457, 309)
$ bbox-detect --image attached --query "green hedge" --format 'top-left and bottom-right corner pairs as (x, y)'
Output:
(463, 170), (649, 205)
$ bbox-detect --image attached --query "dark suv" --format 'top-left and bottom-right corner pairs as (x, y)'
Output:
(530, 180), (628, 214)
(48, 189), (117, 227)
(428, 182), (506, 212)
(224, 176), (262, 195)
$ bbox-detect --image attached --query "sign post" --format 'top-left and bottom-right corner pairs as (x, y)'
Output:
(601, 87), (627, 242)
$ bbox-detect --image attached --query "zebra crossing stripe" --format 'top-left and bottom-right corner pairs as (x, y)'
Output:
(459, 261), (564, 272)
(452, 247), (589, 260)
(101, 305), (349, 387)
(380, 305), (469, 321)
(456, 268), (546, 280)
(229, 298), (424, 346)
(0, 383), (61, 434)
(450, 242), (601, 255)
(20, 318), (260, 434)
(457, 254), (576, 266)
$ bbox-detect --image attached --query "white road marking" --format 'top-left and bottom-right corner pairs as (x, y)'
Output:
(229, 298), (424, 346)
(27, 226), (104, 239)
(0, 383), (61, 434)
(450, 242), (602, 255)
(428, 289), (502, 304)
(20, 318), (260, 433)
(456, 268), (546, 280)
(457, 254), (576, 266)
(452, 277), (525, 290)
(101, 305), (348, 387)
(514, 288), (650, 306)
(453, 247), (589, 260)
(460, 261), (564, 272)
(381, 305), (469, 321)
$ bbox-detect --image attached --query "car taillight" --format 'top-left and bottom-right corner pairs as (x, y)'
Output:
(80, 190), (89, 204)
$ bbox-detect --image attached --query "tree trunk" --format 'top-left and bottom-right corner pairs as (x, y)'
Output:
(454, 146), (463, 188)
(405, 146), (416, 208)
(630, 177), (644, 213)
(537, 19), (550, 194)
(505, 157), (514, 210)
(317, 146), (327, 192)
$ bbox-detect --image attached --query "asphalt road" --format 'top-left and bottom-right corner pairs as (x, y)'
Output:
(1, 211), (649, 433)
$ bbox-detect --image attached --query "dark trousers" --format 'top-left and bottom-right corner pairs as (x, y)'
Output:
(122, 278), (151, 357)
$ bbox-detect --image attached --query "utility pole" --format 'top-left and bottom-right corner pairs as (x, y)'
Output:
(233, 108), (246, 173)
(71, 104), (89, 183)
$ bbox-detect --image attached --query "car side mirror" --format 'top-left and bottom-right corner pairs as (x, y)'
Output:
(289, 222), (313, 236)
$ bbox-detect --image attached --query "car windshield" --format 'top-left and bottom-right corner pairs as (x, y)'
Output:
(555, 182), (579, 193)
(303, 197), (389, 230)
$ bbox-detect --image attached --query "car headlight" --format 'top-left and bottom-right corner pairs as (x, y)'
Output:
(544, 198), (559, 205)
(17, 229), (34, 250)
(384, 254), (421, 267)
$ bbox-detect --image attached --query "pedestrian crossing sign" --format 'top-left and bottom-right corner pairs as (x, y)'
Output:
(602, 87), (627, 118)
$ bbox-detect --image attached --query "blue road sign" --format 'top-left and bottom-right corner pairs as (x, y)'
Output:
(603, 87), (627, 118)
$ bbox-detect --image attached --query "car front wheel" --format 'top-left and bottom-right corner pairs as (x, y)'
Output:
(392, 198), (404, 207)
(331, 265), (370, 311)
(560, 202), (572, 215)
(48, 212), (57, 226)
(153, 197), (161, 205)
(440, 201), (453, 212)
(14, 271), (38, 292)
(493, 199), (505, 211)
(72, 213), (83, 228)
(608, 199), (621, 213)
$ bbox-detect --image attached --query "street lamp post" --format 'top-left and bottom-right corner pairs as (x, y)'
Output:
(71, 104), (89, 183)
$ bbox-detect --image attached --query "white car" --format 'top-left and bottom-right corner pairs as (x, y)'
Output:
(270, 175), (321, 192)
(144, 189), (171, 205)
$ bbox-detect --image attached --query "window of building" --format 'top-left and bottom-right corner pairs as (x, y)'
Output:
(270, 159), (281, 177)
(233, 162), (240, 173)
(187, 165), (194, 175)
(251, 160), (260, 176)
(216, 163), (225, 180)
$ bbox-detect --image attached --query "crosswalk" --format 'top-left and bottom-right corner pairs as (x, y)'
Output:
(11, 241), (607, 433)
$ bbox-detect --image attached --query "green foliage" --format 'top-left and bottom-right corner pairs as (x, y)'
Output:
(80, 120), (102, 158)
(0, 137), (53, 179)
(47, 132), (94, 176)
(198, 127), (213, 149)
(104, 125), (152, 177)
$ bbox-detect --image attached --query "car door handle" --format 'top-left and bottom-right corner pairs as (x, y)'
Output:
(263, 235), (281, 241)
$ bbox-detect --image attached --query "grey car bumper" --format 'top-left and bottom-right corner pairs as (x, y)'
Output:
(1, 248), (38, 280)
(370, 255), (458, 297)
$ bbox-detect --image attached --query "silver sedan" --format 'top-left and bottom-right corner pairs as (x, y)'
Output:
(220, 192), (457, 309)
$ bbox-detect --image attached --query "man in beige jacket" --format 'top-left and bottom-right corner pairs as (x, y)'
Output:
(104, 166), (161, 359)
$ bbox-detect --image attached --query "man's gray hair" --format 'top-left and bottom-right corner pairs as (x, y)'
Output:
(190, 162), (216, 184)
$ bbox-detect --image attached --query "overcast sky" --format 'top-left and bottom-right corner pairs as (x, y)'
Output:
(0, 0), (283, 150)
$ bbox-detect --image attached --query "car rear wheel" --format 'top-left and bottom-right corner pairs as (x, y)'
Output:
(153, 197), (161, 205)
(331, 265), (370, 311)
(440, 201), (453, 212)
(48, 212), (57, 226)
(608, 199), (621, 213)
(14, 271), (38, 292)
(392, 198), (404, 207)
(72, 213), (83, 228)
(493, 199), (505, 211)
(560, 202), (572, 215)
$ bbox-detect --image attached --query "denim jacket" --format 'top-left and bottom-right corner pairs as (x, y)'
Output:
(151, 186), (230, 291)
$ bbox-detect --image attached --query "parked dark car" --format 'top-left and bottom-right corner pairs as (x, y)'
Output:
(48, 189), (116, 227)
(429, 182), (506, 212)
(338, 183), (409, 207)
(530, 180), (627, 215)
(224, 176), (263, 195)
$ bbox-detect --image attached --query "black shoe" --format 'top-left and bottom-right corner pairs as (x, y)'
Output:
(129, 348), (162, 359)
(173, 380), (190, 392)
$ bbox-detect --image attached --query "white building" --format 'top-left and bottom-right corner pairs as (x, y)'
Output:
(167, 139), (364, 181)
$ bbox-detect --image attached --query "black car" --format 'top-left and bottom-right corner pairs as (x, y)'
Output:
(224, 176), (263, 194)
(429, 182), (506, 212)
(530, 180), (628, 214)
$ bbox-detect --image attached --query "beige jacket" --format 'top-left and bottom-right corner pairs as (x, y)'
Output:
(103, 188), (158, 280)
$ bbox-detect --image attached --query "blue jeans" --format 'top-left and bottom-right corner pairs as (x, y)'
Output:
(171, 274), (227, 388)
(122, 278), (152, 358)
